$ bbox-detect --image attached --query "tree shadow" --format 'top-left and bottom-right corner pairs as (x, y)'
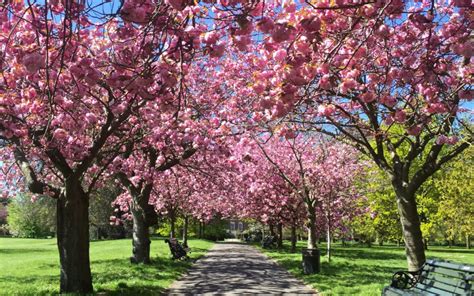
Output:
(0, 248), (51, 254)
(163, 244), (315, 295)
(92, 254), (205, 295)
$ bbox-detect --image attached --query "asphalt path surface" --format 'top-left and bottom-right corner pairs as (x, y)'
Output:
(165, 242), (317, 295)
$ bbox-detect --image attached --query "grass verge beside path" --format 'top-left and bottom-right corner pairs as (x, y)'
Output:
(0, 237), (214, 295)
(258, 241), (474, 296)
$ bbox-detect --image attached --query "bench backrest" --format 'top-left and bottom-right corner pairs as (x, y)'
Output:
(166, 238), (187, 258)
(415, 259), (473, 295)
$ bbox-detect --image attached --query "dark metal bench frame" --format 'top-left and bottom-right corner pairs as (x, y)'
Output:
(382, 259), (473, 295)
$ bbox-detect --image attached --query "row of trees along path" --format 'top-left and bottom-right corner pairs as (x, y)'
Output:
(0, 0), (472, 293)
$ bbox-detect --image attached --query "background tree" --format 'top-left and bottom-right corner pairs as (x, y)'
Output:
(7, 194), (55, 238)
(434, 147), (473, 249)
(89, 184), (123, 240)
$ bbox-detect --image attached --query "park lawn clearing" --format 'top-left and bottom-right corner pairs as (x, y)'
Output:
(259, 241), (474, 296)
(0, 237), (213, 295)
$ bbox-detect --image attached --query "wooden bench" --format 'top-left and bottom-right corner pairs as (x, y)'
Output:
(165, 238), (189, 260)
(382, 259), (473, 295)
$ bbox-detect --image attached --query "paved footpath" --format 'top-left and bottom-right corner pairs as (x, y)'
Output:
(165, 243), (317, 295)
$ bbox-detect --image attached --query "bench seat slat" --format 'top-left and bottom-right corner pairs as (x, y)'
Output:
(383, 260), (474, 296)
(417, 279), (470, 294)
(411, 287), (472, 296)
(412, 285), (454, 296)
(422, 266), (473, 280)
(383, 286), (424, 296)
(421, 272), (470, 289)
(382, 286), (407, 296)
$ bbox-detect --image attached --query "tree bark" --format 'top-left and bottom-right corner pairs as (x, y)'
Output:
(130, 204), (151, 264)
(326, 220), (331, 263)
(269, 223), (276, 237)
(198, 222), (203, 238)
(290, 224), (297, 253)
(423, 238), (428, 251)
(182, 216), (189, 248)
(394, 186), (426, 271)
(56, 179), (93, 294)
(129, 188), (157, 264)
(170, 211), (176, 238)
(466, 235), (471, 249)
(306, 205), (318, 249)
(277, 223), (283, 248)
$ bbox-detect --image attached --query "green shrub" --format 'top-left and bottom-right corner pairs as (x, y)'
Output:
(7, 194), (56, 238)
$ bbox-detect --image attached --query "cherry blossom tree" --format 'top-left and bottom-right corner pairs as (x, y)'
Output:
(232, 0), (472, 271)
(0, 0), (266, 291)
(0, 0), (197, 291)
(235, 134), (363, 252)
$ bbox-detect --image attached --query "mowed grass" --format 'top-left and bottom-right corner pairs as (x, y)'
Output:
(0, 237), (214, 295)
(258, 241), (474, 296)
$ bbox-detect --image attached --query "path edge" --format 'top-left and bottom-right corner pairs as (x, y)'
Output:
(249, 244), (320, 295)
(160, 242), (218, 295)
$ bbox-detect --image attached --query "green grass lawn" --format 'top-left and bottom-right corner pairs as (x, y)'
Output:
(0, 237), (214, 295)
(258, 241), (474, 296)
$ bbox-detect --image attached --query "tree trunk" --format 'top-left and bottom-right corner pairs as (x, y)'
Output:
(394, 187), (426, 271)
(198, 221), (203, 238)
(423, 238), (428, 251)
(130, 204), (151, 264)
(56, 179), (93, 294)
(170, 212), (176, 238)
(269, 223), (276, 236)
(129, 188), (157, 264)
(326, 221), (331, 263)
(182, 216), (189, 248)
(290, 225), (297, 253)
(466, 235), (471, 249)
(277, 223), (283, 248)
(376, 234), (383, 246)
(306, 205), (318, 249)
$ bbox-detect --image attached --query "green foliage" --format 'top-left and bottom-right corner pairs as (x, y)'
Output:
(259, 241), (474, 295)
(434, 147), (473, 243)
(7, 194), (55, 238)
(354, 139), (473, 247)
(202, 218), (230, 241)
(156, 216), (185, 237)
(0, 237), (214, 295)
(352, 167), (402, 244)
(416, 176), (442, 242)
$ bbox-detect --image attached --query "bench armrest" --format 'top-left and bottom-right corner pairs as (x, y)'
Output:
(390, 270), (420, 289)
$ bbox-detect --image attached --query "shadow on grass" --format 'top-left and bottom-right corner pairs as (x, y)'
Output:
(3, 251), (208, 295)
(93, 250), (209, 295)
(0, 274), (58, 295)
(256, 243), (409, 295)
(0, 248), (52, 254)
